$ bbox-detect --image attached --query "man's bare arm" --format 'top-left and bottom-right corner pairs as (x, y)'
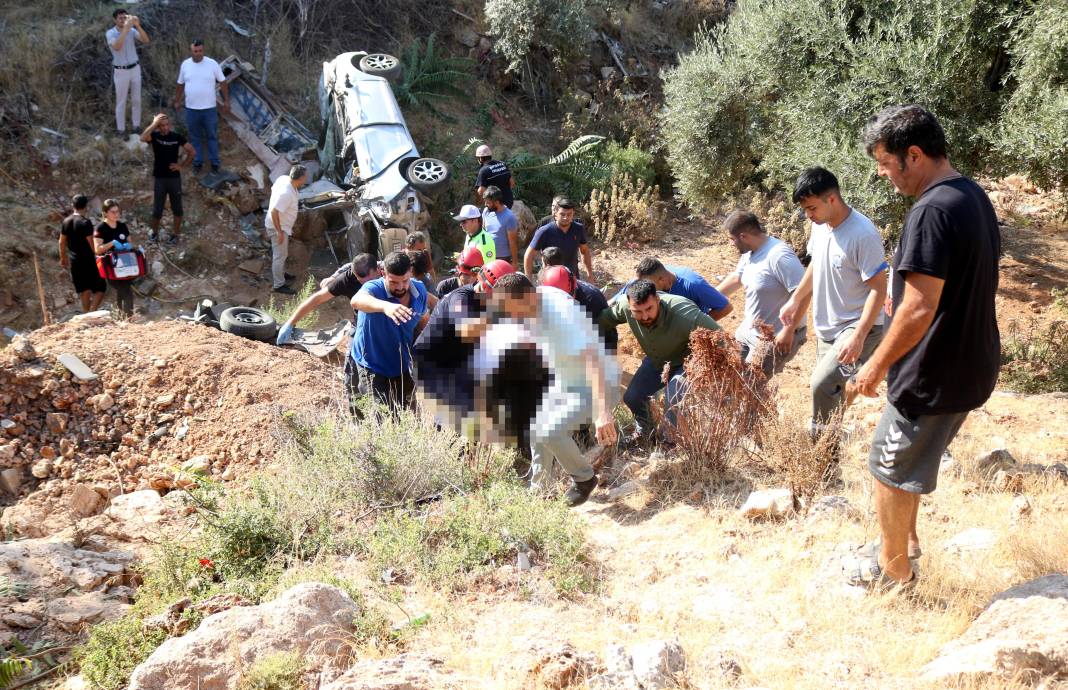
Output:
(523, 246), (539, 276)
(715, 273), (743, 297)
(283, 289), (333, 327)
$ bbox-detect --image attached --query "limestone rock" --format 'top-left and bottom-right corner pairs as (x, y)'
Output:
(31, 459), (53, 478)
(630, 640), (686, 690)
(321, 654), (469, 689)
(806, 495), (861, 523)
(128, 583), (361, 690)
(520, 640), (597, 689)
(975, 448), (1016, 478)
(70, 483), (104, 517)
(46, 412), (69, 434)
(11, 335), (36, 361)
(182, 455), (211, 473)
(922, 574), (1068, 683)
(1010, 495), (1032, 525)
(944, 528), (997, 554)
(0, 468), (20, 495)
(740, 488), (797, 521)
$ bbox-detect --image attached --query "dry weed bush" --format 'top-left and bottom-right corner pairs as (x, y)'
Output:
(588, 174), (668, 245)
(671, 328), (770, 481)
(758, 407), (844, 501)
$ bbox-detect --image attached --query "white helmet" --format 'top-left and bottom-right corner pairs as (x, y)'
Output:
(475, 144), (493, 158)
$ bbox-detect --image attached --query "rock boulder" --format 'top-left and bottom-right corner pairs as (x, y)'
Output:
(321, 654), (469, 690)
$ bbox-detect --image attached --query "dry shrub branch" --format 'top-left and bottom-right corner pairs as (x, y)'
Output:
(671, 328), (771, 480)
(588, 173), (668, 245)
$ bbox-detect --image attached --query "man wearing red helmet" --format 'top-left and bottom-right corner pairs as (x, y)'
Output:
(414, 259), (516, 432)
(539, 265), (617, 351)
(436, 246), (484, 298)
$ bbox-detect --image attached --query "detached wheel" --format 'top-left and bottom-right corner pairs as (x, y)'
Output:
(359, 53), (402, 82)
(219, 307), (277, 342)
(405, 158), (451, 197)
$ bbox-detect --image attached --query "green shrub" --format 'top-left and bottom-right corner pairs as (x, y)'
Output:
(263, 275), (318, 329)
(238, 651), (304, 690)
(395, 33), (474, 119)
(661, 0), (1019, 229)
(485, 0), (614, 71)
(1001, 319), (1068, 394)
(365, 482), (596, 595)
(77, 615), (170, 690)
(600, 142), (656, 186)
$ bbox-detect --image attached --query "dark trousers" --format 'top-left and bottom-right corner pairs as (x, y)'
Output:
(108, 279), (134, 316)
(152, 176), (183, 218)
(344, 357), (413, 415)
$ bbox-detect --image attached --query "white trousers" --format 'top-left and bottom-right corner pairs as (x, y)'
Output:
(113, 65), (142, 133)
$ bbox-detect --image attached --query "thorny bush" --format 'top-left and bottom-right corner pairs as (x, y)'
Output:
(588, 174), (668, 246)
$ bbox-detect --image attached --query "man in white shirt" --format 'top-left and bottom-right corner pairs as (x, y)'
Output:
(175, 40), (229, 174)
(265, 165), (308, 295)
(780, 167), (888, 434)
(480, 273), (619, 506)
(106, 9), (149, 136)
(716, 211), (807, 378)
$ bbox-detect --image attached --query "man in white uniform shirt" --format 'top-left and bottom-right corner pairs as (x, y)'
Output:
(106, 9), (150, 136)
(265, 165), (308, 295)
(175, 40), (229, 173)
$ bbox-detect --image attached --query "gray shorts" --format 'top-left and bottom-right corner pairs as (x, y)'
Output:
(868, 401), (968, 494)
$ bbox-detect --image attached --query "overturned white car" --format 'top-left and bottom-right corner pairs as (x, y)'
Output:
(302, 52), (450, 263)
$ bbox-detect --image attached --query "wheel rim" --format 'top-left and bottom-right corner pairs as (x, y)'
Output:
(410, 159), (446, 184)
(235, 312), (264, 325)
(364, 54), (397, 71)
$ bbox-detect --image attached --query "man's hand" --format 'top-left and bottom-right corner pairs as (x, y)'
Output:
(151, 113), (166, 127)
(59, 254), (69, 269)
(169, 162), (181, 172)
(779, 298), (800, 330)
(174, 97), (184, 111)
(837, 331), (865, 365)
(852, 358), (886, 398)
(221, 100), (231, 115)
(595, 412), (618, 447)
(129, 15), (140, 26)
(883, 295), (893, 318)
(276, 323), (294, 345)
(383, 302), (414, 325)
(773, 327), (794, 355)
(276, 229), (284, 245)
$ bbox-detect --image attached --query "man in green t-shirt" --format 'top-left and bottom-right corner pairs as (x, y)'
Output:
(454, 204), (496, 265)
(599, 279), (721, 443)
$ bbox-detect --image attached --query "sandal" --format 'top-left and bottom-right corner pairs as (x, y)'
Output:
(843, 548), (918, 592)
(857, 538), (922, 561)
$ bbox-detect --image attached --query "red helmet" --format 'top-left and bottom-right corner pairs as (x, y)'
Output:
(478, 259), (515, 292)
(457, 246), (484, 275)
(540, 266), (576, 296)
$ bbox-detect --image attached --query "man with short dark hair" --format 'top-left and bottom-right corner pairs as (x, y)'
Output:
(599, 279), (722, 444)
(59, 195), (106, 312)
(716, 211), (807, 378)
(276, 253), (380, 344)
(524, 196), (593, 280)
(349, 251), (438, 411)
(407, 249), (438, 298)
(780, 167), (888, 441)
(845, 104), (1000, 589)
(265, 164), (308, 295)
(436, 246), (484, 298)
(483, 273), (618, 505)
(474, 144), (515, 207)
(540, 246), (565, 267)
(539, 265), (617, 351)
(620, 257), (733, 321)
(405, 231), (435, 279)
(107, 9), (149, 136)
(482, 185), (519, 268)
(175, 39), (229, 174)
(140, 113), (195, 244)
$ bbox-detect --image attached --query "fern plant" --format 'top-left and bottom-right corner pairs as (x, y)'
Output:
(0, 657), (29, 689)
(395, 34), (474, 119)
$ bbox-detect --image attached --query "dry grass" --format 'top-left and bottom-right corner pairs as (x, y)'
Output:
(588, 174), (669, 246)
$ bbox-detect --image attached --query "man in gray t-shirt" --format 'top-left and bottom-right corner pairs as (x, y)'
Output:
(780, 167), (888, 432)
(105, 9), (150, 135)
(717, 211), (807, 378)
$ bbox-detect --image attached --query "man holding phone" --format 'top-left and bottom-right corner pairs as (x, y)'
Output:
(106, 9), (150, 137)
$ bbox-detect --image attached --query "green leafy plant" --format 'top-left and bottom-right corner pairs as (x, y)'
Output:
(395, 33), (474, 119)
(0, 657), (29, 688)
(238, 651), (304, 690)
(263, 275), (318, 329)
(1001, 319), (1068, 394)
(485, 0), (616, 71)
(77, 616), (170, 690)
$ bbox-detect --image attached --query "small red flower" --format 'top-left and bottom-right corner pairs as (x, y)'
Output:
(198, 558), (215, 569)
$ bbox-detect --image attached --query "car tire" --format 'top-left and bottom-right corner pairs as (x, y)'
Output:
(358, 54), (402, 82)
(219, 307), (277, 342)
(405, 157), (452, 197)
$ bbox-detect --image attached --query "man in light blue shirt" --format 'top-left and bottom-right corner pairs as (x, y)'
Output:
(481, 185), (519, 268)
(106, 9), (150, 135)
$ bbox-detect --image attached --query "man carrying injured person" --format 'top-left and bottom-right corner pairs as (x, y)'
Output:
(474, 273), (619, 506)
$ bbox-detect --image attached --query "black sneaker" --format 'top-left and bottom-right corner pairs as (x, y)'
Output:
(564, 476), (597, 507)
(148, 231), (158, 242)
(165, 235), (179, 246)
(272, 285), (297, 295)
(211, 164), (220, 173)
(284, 272), (296, 281)
(193, 164), (203, 174)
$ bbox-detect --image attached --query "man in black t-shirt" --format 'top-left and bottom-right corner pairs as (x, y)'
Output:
(474, 144), (515, 208)
(58, 194), (106, 312)
(845, 105), (1000, 590)
(140, 113), (194, 243)
(275, 254), (381, 345)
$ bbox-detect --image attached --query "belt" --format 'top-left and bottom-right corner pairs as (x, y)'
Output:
(113, 62), (139, 70)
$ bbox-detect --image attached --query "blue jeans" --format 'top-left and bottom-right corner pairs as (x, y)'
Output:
(185, 107), (220, 167)
(623, 357), (687, 438)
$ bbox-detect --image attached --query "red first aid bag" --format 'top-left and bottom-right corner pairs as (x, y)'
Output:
(96, 249), (146, 281)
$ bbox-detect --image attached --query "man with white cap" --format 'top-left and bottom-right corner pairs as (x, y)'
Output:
(455, 204), (497, 265)
(475, 144), (515, 208)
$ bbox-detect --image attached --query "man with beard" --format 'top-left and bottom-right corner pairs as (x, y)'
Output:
(348, 252), (437, 412)
(599, 279), (721, 445)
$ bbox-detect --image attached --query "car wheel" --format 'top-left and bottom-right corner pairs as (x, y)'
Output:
(219, 307), (277, 342)
(358, 53), (402, 82)
(405, 157), (452, 197)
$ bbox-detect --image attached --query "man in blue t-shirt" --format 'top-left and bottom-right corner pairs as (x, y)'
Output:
(617, 257), (733, 321)
(481, 185), (519, 267)
(348, 252), (437, 412)
(523, 196), (593, 280)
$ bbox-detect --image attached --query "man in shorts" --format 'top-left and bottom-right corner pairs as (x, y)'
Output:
(847, 105), (1000, 589)
(59, 195), (106, 312)
(141, 113), (195, 243)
